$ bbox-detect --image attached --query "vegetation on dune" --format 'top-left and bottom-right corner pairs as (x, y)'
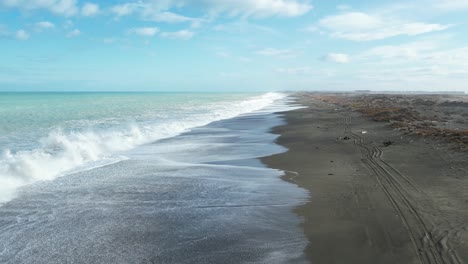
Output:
(313, 94), (468, 149)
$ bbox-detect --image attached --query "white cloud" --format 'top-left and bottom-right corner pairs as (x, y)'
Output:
(433, 0), (468, 10)
(203, 0), (313, 18)
(81, 2), (99, 16)
(34, 21), (55, 31)
(361, 41), (438, 60)
(256, 48), (297, 58)
(320, 12), (381, 31)
(111, 2), (202, 27)
(154, 11), (190, 22)
(129, 27), (159, 37)
(315, 11), (449, 41)
(161, 30), (194, 40)
(144, 11), (192, 23)
(358, 38), (468, 68)
(1, 0), (79, 16)
(110, 2), (178, 18)
(358, 65), (468, 84)
(213, 21), (278, 35)
(110, 3), (136, 16)
(111, 0), (311, 21)
(144, 11), (205, 28)
(321, 53), (350, 63)
(15, 29), (29, 40)
(355, 39), (468, 88)
(66, 28), (80, 37)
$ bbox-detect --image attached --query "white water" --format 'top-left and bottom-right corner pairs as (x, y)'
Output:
(0, 92), (286, 203)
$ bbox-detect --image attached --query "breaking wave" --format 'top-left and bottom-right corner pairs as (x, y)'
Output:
(0, 92), (286, 203)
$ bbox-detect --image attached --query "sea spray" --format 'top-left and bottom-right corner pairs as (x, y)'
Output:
(0, 92), (285, 203)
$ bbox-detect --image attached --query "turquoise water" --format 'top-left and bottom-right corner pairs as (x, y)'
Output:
(0, 95), (308, 263)
(0, 93), (265, 150)
(0, 92), (284, 203)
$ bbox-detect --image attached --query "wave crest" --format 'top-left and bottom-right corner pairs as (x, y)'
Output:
(0, 92), (285, 203)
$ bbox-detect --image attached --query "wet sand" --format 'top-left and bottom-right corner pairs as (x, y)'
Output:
(262, 93), (468, 264)
(0, 105), (309, 264)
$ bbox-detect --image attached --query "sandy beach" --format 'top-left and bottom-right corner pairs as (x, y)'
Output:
(263, 93), (468, 263)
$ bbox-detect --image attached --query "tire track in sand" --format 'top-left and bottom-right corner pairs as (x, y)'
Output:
(342, 116), (463, 264)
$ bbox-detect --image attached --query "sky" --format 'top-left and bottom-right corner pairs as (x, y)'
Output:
(0, 0), (467, 92)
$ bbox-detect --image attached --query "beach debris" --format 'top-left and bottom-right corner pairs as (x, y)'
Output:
(361, 131), (368, 134)
(336, 136), (350, 141)
(383, 140), (394, 147)
(328, 173), (334, 175)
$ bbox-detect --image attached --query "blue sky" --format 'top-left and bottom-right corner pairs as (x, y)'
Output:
(0, 0), (467, 92)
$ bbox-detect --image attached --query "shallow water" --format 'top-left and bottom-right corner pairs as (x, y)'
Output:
(0, 97), (308, 263)
(0, 92), (284, 203)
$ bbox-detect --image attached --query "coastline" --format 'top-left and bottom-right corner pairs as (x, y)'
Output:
(262, 93), (468, 263)
(0, 96), (309, 264)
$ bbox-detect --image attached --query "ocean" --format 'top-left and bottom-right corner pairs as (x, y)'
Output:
(0, 92), (308, 263)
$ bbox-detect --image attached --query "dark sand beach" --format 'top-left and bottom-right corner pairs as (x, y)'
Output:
(263, 93), (468, 264)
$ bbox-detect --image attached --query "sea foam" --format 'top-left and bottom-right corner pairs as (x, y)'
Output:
(0, 92), (285, 203)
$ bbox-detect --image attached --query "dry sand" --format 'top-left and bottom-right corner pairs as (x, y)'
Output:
(262, 93), (468, 264)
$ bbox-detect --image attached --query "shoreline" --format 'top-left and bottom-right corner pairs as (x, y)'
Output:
(262, 93), (468, 263)
(0, 99), (309, 264)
